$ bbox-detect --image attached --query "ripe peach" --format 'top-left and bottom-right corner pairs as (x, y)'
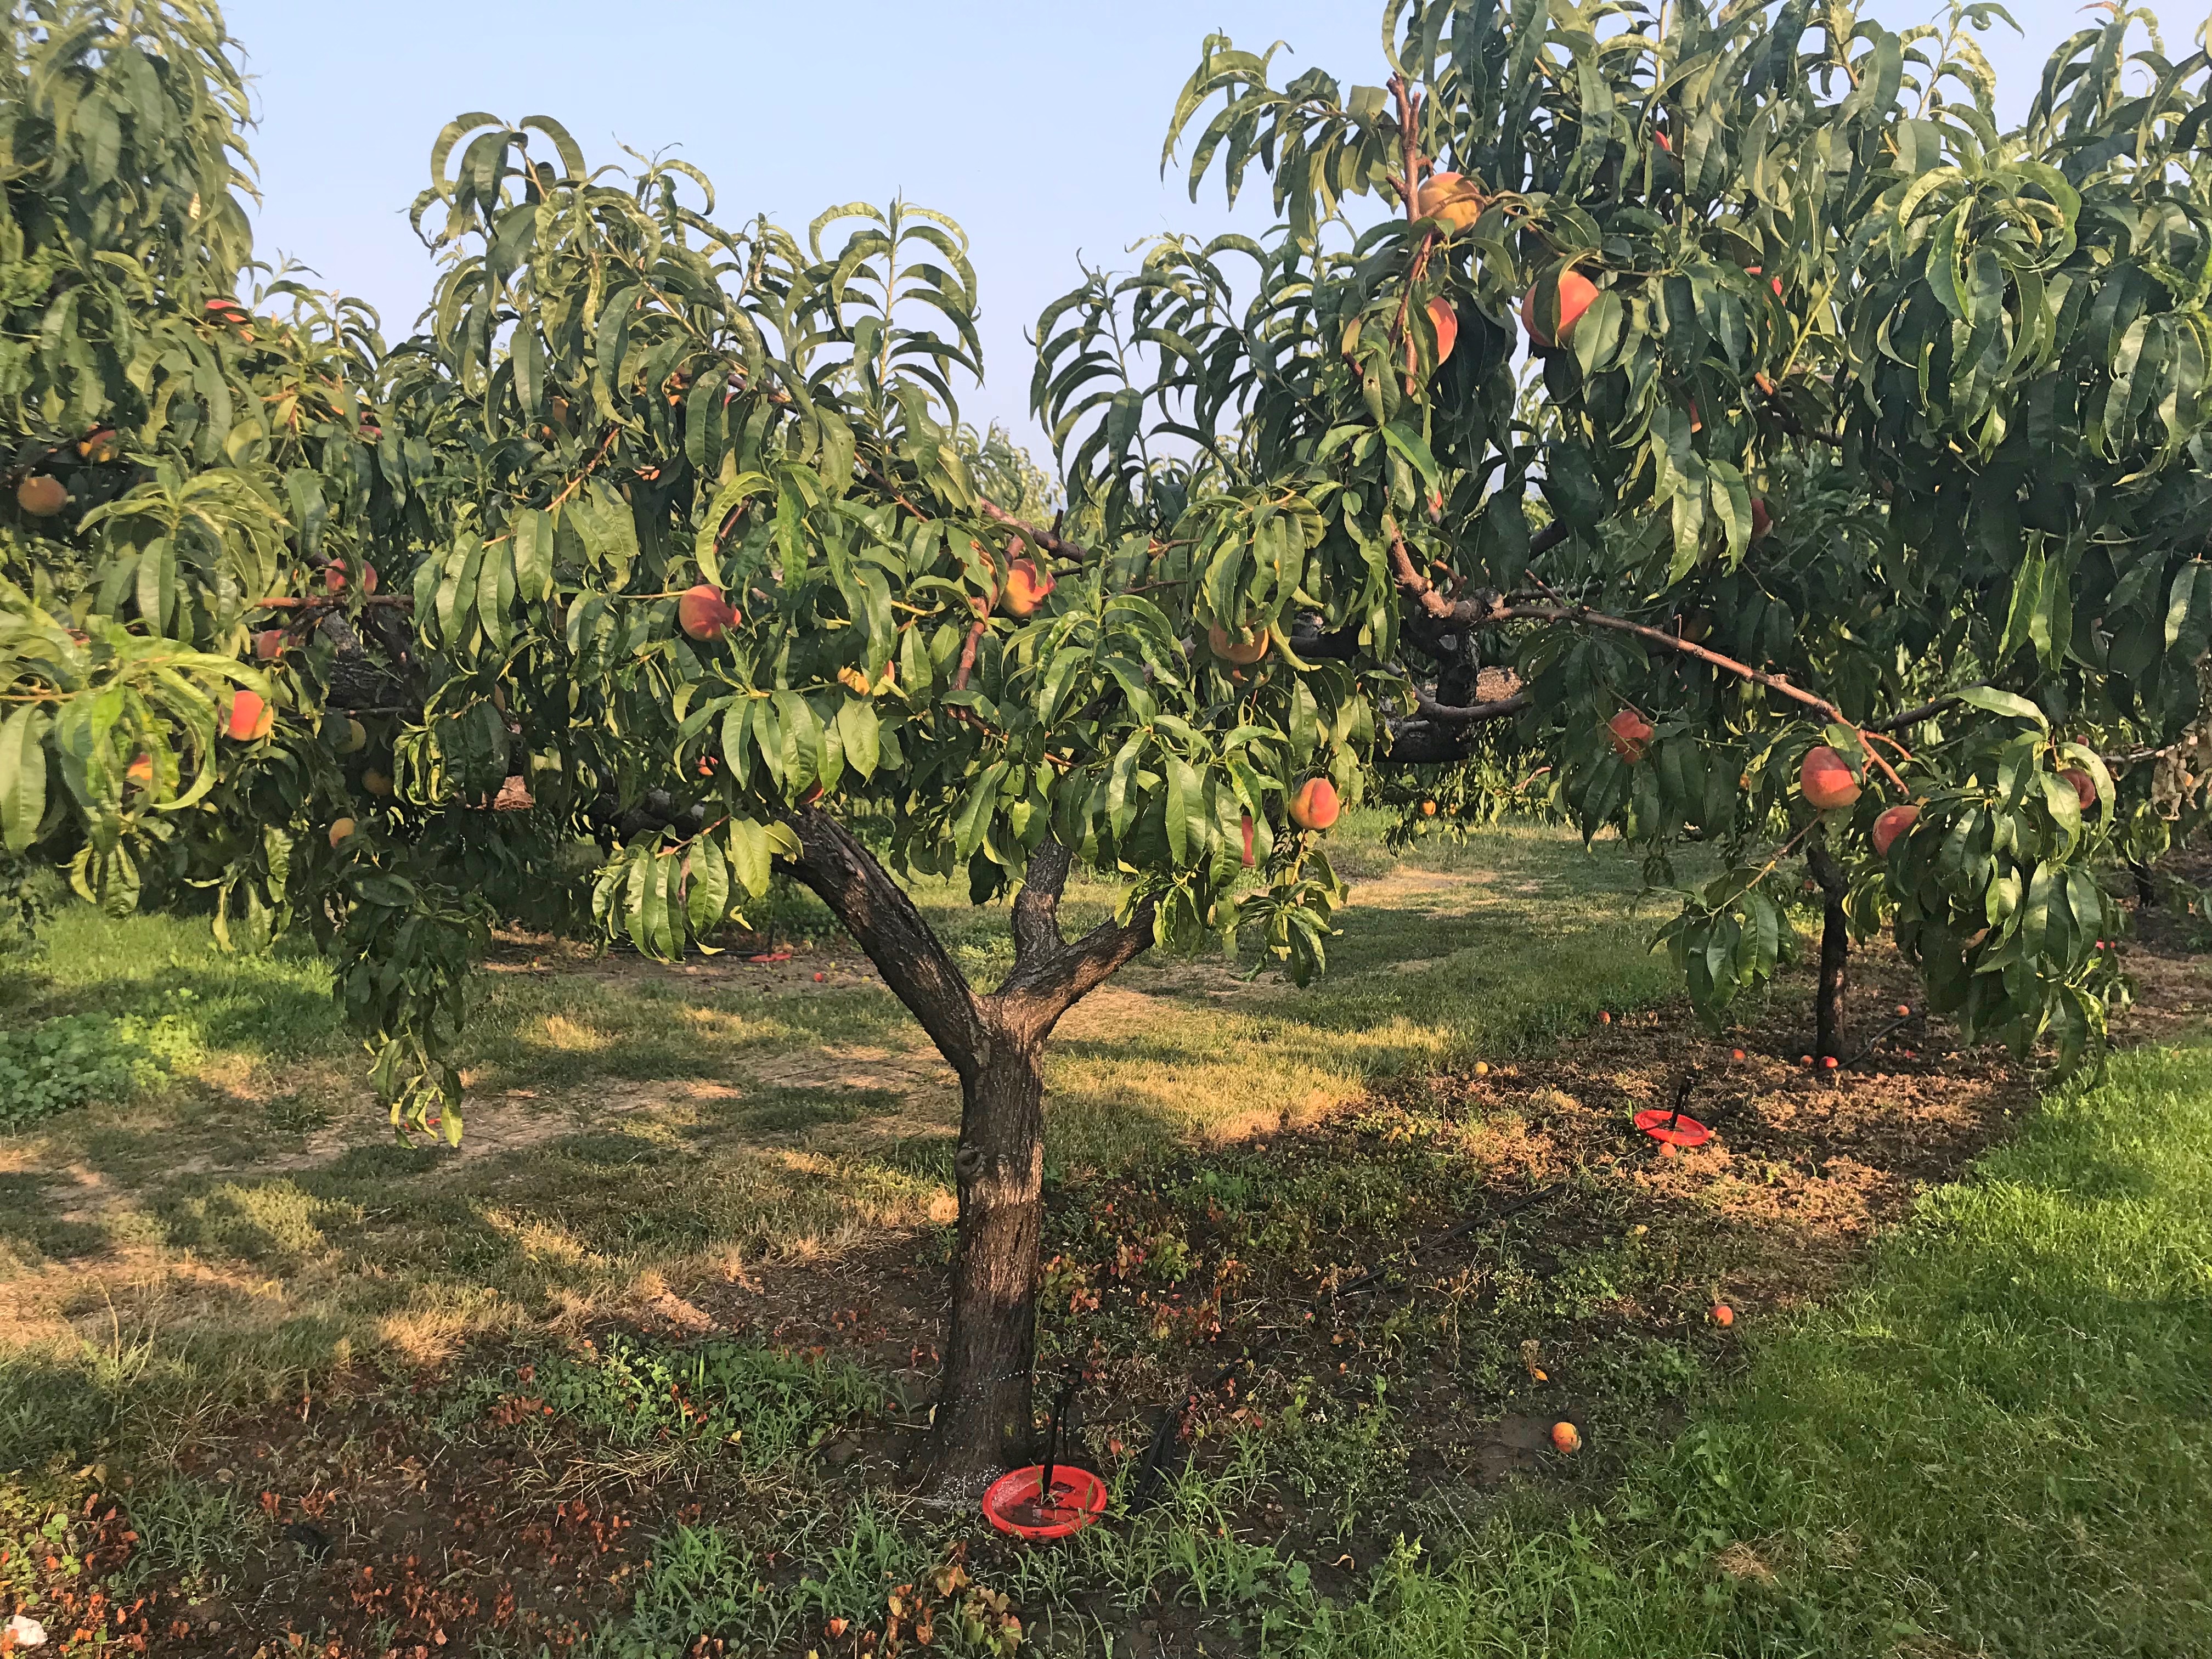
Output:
(324, 558), (377, 595)
(1731, 1048), (1746, 1060)
(1427, 297), (1459, 365)
(78, 428), (118, 464)
(1871, 803), (1920, 857)
(1744, 266), (1784, 297)
(329, 817), (357, 848)
(1606, 709), (1653, 763)
(126, 753), (154, 789)
(1799, 745), (1861, 810)
(1002, 557), (1054, 618)
(1239, 812), (1257, 868)
(1520, 270), (1598, 349)
(16, 475), (66, 517)
(1415, 172), (1483, 232)
(1654, 129), (1672, 153)
(1208, 623), (1271, 665)
(1421, 799), (1437, 817)
(1288, 777), (1340, 832)
(677, 584), (737, 641)
(1712, 1304), (1734, 1327)
(1750, 498), (1773, 541)
(2058, 766), (2097, 810)
(253, 628), (286, 662)
(225, 689), (273, 741)
(1550, 1420), (1582, 1454)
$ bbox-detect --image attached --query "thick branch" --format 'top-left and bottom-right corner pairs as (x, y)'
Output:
(977, 496), (1089, 565)
(780, 808), (990, 1081)
(1009, 838), (1073, 966)
(1387, 534), (1908, 795)
(1414, 689), (1533, 725)
(1864, 693), (1958, 732)
(1383, 721), (1480, 764)
(990, 901), (1158, 1046)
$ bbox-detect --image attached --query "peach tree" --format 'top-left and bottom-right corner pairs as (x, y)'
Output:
(1040, 0), (2212, 1077)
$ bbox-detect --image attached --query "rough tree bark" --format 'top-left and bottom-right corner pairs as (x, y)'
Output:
(780, 812), (1154, 1491)
(1807, 839), (1850, 1063)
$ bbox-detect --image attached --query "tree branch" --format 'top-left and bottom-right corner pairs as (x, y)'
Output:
(1385, 533), (1908, 795)
(1009, 838), (1072, 966)
(990, 899), (1159, 1046)
(779, 808), (990, 1081)
(977, 496), (1090, 565)
(1413, 689), (1534, 725)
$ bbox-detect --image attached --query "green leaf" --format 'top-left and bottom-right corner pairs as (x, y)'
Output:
(0, 706), (50, 853)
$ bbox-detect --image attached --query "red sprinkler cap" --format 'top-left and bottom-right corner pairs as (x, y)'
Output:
(981, 1465), (1108, 1541)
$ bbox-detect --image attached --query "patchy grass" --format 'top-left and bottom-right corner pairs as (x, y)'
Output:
(0, 815), (1677, 1464)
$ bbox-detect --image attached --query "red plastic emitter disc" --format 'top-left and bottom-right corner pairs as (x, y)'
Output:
(1634, 1108), (1712, 1147)
(981, 1465), (1108, 1540)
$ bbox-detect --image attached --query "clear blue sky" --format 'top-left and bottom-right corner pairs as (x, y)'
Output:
(221, 0), (2131, 458)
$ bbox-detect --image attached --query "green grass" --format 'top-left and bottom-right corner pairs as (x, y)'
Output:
(1267, 1033), (2212, 1658)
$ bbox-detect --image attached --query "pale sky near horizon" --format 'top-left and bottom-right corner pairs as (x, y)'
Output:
(222, 1), (2168, 456)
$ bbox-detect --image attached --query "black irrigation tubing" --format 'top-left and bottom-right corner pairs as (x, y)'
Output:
(1124, 1177), (1564, 1513)
(1839, 1005), (1923, 1075)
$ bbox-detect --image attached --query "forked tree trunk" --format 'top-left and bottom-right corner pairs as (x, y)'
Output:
(1808, 841), (1849, 1063)
(779, 813), (1154, 1492)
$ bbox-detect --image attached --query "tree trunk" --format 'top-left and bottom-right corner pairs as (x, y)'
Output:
(1808, 841), (1849, 1063)
(777, 814), (1156, 1493)
(929, 1025), (1047, 1481)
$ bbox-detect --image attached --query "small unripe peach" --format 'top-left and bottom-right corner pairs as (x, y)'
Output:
(1415, 172), (1483, 232)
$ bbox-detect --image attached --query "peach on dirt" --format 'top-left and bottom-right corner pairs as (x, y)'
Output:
(1427, 296), (1459, 365)
(1799, 744), (1861, 810)
(1520, 269), (1598, 348)
(1712, 1304), (1735, 1328)
(1550, 1421), (1582, 1454)
(16, 475), (66, 517)
(1872, 803), (1920, 857)
(2058, 766), (2098, 810)
(1414, 171), (1483, 232)
(678, 584), (738, 641)
(224, 689), (272, 741)
(1606, 709), (1653, 763)
(324, 558), (377, 595)
(1002, 556), (1054, 618)
(1207, 623), (1270, 666)
(1288, 777), (1340, 831)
